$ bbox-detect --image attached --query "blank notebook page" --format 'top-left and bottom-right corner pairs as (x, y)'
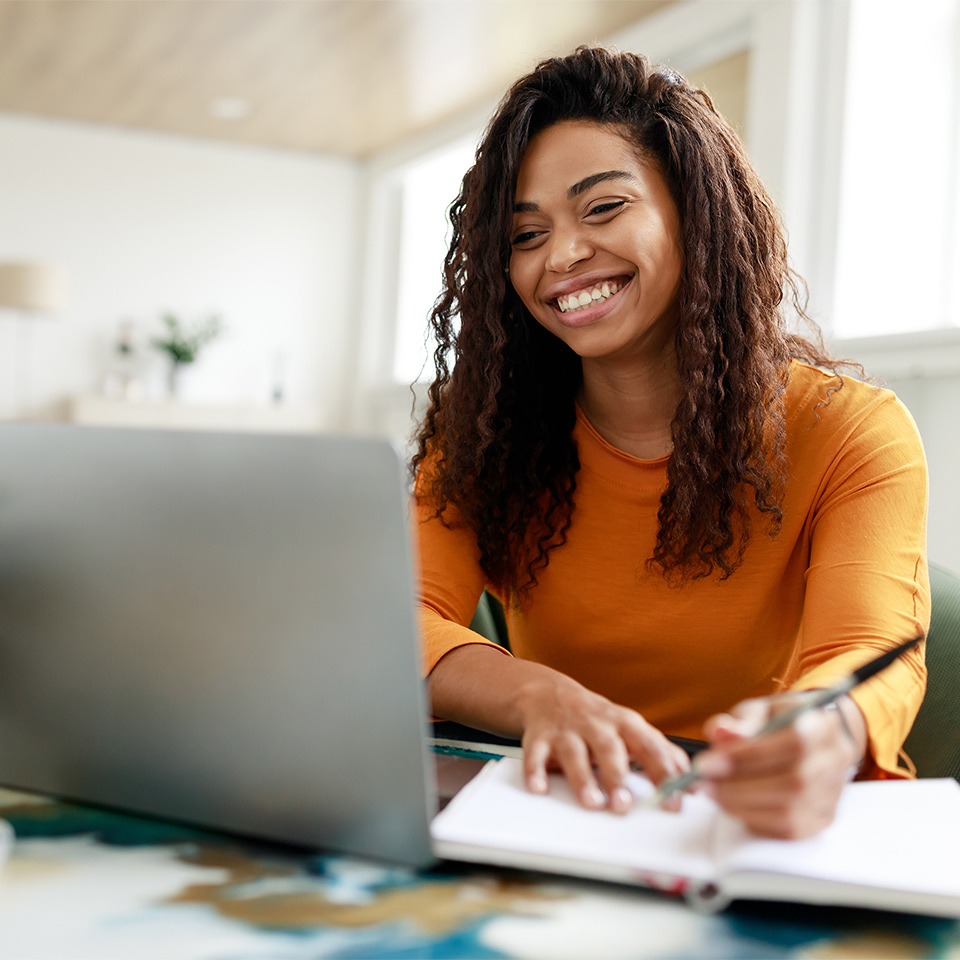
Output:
(715, 777), (960, 896)
(431, 757), (718, 881)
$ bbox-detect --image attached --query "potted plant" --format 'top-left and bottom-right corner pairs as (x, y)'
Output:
(151, 312), (223, 398)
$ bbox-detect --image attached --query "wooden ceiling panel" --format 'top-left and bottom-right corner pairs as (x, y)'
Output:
(0, 0), (673, 157)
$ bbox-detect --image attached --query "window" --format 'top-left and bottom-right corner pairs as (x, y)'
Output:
(831, 0), (960, 338)
(393, 134), (477, 384)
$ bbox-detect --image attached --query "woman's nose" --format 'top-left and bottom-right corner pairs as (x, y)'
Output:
(544, 226), (593, 273)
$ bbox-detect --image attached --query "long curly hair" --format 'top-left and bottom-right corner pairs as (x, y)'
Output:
(412, 46), (844, 596)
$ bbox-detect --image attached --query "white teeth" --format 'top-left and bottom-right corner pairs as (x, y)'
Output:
(557, 280), (622, 313)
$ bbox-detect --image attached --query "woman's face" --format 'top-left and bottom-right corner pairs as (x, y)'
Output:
(509, 120), (683, 365)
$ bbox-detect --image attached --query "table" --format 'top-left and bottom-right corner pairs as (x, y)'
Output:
(1, 758), (958, 960)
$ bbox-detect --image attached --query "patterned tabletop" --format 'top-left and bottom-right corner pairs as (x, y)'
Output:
(1, 774), (959, 960)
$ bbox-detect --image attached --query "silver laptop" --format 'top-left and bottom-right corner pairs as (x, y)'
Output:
(0, 423), (436, 867)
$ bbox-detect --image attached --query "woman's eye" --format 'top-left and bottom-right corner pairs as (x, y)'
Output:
(588, 200), (626, 217)
(511, 230), (542, 246)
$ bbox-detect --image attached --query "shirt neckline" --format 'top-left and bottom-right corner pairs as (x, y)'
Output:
(574, 403), (672, 470)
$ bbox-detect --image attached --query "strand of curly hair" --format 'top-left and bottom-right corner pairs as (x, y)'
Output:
(412, 46), (853, 598)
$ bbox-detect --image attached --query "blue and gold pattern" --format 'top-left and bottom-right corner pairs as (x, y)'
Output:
(0, 786), (956, 958)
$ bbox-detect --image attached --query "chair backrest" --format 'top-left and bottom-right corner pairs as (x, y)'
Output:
(469, 590), (510, 651)
(903, 563), (960, 781)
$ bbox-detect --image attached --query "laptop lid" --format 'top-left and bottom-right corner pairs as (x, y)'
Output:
(0, 423), (436, 868)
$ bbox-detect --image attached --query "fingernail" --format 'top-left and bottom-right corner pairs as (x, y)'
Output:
(529, 774), (548, 793)
(611, 786), (633, 812)
(713, 718), (739, 737)
(581, 785), (605, 808)
(695, 752), (732, 778)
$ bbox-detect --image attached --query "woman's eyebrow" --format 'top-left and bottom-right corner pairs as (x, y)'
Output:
(568, 170), (639, 198)
(513, 170), (640, 212)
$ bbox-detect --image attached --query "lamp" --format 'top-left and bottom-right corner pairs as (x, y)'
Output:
(0, 261), (66, 419)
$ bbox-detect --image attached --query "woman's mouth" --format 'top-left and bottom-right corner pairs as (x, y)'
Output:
(549, 276), (633, 324)
(555, 278), (625, 314)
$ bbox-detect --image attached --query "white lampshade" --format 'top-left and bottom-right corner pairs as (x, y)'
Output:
(0, 262), (66, 314)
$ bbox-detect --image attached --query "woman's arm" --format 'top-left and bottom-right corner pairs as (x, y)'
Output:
(416, 461), (689, 813)
(696, 387), (928, 837)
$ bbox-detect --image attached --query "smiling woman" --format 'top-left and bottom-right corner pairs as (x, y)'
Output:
(411, 47), (929, 842)
(508, 121), (683, 457)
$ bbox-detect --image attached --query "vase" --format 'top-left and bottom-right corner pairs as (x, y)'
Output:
(166, 364), (191, 400)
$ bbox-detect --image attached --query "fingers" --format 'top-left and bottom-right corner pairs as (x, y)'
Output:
(700, 694), (855, 838)
(702, 698), (770, 742)
(586, 727), (634, 814)
(555, 732), (609, 810)
(700, 724), (804, 780)
(518, 681), (688, 815)
(618, 714), (689, 813)
(703, 707), (837, 780)
(523, 736), (551, 795)
(709, 781), (839, 839)
(523, 722), (630, 813)
(573, 713), (689, 813)
(621, 714), (689, 780)
(706, 762), (843, 839)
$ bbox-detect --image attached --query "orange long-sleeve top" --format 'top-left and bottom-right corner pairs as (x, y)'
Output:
(416, 362), (930, 778)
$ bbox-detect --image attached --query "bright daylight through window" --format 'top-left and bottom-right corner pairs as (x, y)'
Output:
(393, 135), (477, 385)
(831, 0), (959, 339)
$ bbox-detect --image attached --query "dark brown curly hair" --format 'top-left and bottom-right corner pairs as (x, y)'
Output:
(412, 46), (845, 596)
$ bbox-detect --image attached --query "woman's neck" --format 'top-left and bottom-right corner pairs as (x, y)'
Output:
(578, 355), (683, 460)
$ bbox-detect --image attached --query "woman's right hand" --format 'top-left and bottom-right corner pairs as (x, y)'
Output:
(429, 643), (689, 815)
(516, 671), (689, 814)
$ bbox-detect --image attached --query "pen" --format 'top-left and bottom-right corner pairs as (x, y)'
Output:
(647, 635), (924, 807)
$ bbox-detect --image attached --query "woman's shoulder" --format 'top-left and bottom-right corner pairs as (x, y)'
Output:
(786, 360), (901, 420)
(783, 360), (922, 451)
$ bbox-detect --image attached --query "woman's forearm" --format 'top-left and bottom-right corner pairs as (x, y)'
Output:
(428, 643), (569, 737)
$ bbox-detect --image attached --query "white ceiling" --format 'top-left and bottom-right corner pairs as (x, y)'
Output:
(0, 0), (674, 158)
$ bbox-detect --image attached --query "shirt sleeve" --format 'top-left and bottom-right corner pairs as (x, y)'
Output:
(414, 460), (511, 676)
(787, 389), (929, 779)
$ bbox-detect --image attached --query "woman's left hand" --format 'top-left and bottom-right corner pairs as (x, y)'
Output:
(697, 693), (867, 839)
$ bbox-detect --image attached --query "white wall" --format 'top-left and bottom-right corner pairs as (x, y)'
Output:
(0, 112), (361, 426)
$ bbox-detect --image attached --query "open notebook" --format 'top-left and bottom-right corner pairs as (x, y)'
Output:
(431, 757), (960, 917)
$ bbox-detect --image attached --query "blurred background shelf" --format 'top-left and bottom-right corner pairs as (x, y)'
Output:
(67, 395), (324, 434)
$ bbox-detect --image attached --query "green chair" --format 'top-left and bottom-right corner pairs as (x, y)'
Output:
(903, 563), (960, 782)
(468, 590), (510, 651)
